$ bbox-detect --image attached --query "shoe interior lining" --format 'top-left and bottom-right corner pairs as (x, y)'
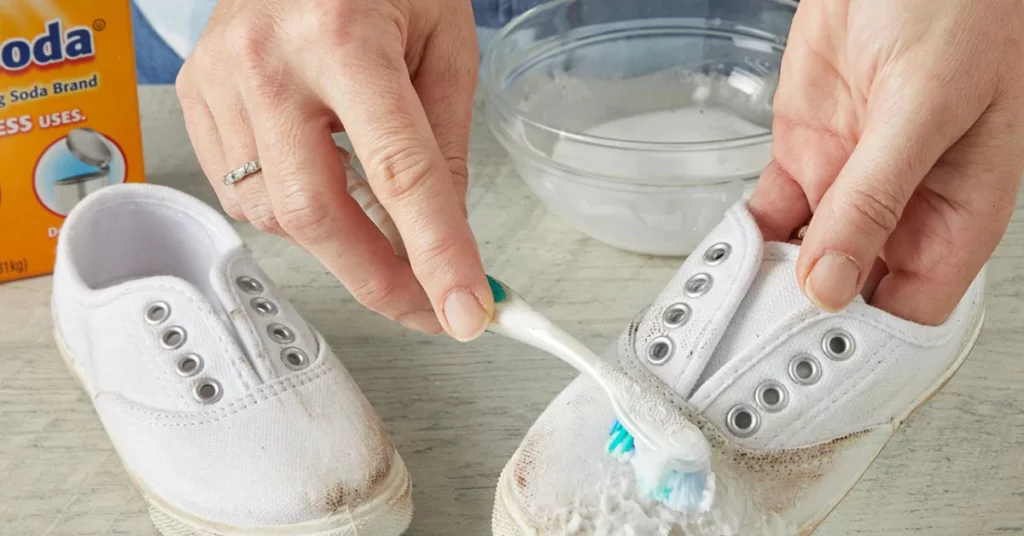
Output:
(71, 200), (223, 302)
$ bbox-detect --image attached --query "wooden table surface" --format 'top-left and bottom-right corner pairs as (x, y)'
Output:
(1, 87), (1021, 535)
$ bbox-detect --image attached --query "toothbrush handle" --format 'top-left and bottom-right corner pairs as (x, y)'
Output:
(488, 306), (607, 382)
(340, 152), (407, 259)
(487, 289), (665, 450)
(489, 304), (654, 446)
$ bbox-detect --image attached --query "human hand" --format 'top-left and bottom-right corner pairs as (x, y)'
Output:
(175, 0), (493, 340)
(749, 0), (1024, 325)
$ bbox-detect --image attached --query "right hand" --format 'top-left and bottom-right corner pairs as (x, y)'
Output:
(749, 0), (1024, 325)
(175, 0), (495, 341)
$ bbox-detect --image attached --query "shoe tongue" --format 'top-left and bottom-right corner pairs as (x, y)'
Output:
(630, 201), (765, 398)
(208, 247), (318, 382)
(103, 245), (318, 385)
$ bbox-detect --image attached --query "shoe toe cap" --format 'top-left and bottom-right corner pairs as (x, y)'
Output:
(97, 360), (401, 528)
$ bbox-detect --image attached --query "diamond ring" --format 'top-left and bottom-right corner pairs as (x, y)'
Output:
(223, 160), (261, 186)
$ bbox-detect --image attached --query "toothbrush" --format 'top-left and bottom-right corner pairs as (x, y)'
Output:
(485, 276), (716, 513)
(340, 153), (716, 512)
(339, 149), (407, 259)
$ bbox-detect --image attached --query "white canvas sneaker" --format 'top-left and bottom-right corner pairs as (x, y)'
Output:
(51, 184), (412, 535)
(492, 202), (985, 535)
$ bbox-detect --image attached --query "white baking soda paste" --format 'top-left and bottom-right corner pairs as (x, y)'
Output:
(534, 382), (796, 535)
(545, 464), (794, 536)
(547, 363), (795, 536)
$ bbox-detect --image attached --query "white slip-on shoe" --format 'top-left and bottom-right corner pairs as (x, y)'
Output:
(51, 183), (412, 536)
(492, 201), (985, 536)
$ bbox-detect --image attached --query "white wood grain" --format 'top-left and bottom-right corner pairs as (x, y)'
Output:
(0, 87), (1021, 535)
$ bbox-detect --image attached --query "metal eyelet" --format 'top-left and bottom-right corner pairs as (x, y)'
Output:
(268, 323), (295, 344)
(193, 379), (223, 404)
(160, 326), (187, 350)
(726, 404), (760, 437)
(685, 273), (713, 297)
(176, 354), (204, 377)
(788, 354), (822, 385)
(646, 336), (674, 365)
(755, 380), (788, 413)
(145, 302), (171, 325)
(786, 354), (819, 383)
(703, 243), (732, 265)
(661, 303), (691, 328)
(281, 347), (309, 371)
(236, 276), (263, 294)
(822, 329), (855, 361)
(250, 297), (278, 316)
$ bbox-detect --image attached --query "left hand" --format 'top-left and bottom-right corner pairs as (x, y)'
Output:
(749, 0), (1024, 325)
(175, 0), (491, 340)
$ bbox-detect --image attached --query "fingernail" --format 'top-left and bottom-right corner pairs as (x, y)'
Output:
(443, 290), (488, 342)
(805, 252), (861, 312)
(398, 310), (443, 335)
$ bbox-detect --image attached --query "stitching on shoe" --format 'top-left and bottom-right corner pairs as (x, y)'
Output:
(767, 337), (898, 447)
(173, 282), (256, 392)
(704, 299), (973, 407)
(616, 318), (723, 437)
(675, 208), (765, 391)
(92, 282), (257, 391)
(132, 321), (187, 406)
(836, 304), (971, 346)
(694, 305), (963, 413)
(223, 257), (321, 375)
(762, 247), (798, 261)
(691, 308), (819, 408)
(670, 208), (760, 393)
(64, 201), (257, 390)
(97, 358), (335, 427)
(225, 256), (274, 376)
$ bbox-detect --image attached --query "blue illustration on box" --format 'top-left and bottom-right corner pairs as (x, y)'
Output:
(34, 128), (126, 216)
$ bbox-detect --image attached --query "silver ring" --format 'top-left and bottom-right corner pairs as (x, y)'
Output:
(795, 225), (809, 240)
(223, 160), (261, 186)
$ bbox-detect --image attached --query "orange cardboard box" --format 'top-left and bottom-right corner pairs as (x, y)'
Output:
(1, 0), (145, 283)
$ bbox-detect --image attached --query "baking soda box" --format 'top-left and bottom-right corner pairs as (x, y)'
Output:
(0, 0), (145, 283)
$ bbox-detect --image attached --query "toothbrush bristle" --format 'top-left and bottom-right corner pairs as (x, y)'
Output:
(605, 419), (636, 460)
(632, 464), (714, 513)
(607, 419), (714, 513)
(650, 468), (713, 512)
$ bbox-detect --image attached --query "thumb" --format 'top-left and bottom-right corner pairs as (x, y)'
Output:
(798, 83), (986, 311)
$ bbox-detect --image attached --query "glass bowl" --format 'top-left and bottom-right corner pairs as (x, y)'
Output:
(482, 0), (796, 256)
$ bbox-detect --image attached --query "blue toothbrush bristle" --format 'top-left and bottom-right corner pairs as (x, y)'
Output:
(606, 419), (636, 459)
(605, 419), (713, 512)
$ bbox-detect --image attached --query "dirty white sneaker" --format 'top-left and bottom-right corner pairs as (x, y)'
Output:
(51, 184), (412, 536)
(492, 202), (985, 535)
